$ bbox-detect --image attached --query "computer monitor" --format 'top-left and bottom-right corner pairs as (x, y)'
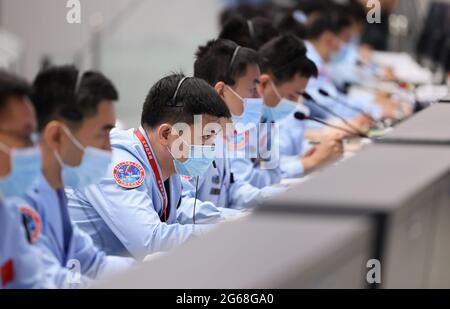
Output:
(416, 1), (450, 67)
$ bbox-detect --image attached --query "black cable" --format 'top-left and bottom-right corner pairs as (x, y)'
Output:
(21, 214), (32, 244)
(193, 176), (199, 225)
(308, 98), (367, 137)
(303, 92), (368, 137)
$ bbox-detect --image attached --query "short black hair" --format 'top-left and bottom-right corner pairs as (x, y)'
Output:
(194, 39), (259, 86)
(306, 10), (352, 39)
(141, 74), (231, 128)
(219, 16), (279, 50)
(77, 71), (119, 117)
(259, 34), (318, 84)
(218, 4), (278, 27)
(0, 70), (31, 111)
(297, 0), (333, 15)
(32, 65), (82, 131)
(344, 0), (368, 24)
(275, 9), (308, 39)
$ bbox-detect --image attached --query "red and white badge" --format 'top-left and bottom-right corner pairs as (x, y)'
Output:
(113, 161), (146, 189)
(19, 206), (42, 243)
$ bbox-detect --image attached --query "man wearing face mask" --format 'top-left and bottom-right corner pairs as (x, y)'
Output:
(302, 9), (408, 130)
(226, 33), (332, 189)
(0, 70), (48, 288)
(67, 74), (231, 259)
(326, 1), (377, 89)
(254, 34), (347, 180)
(177, 39), (287, 224)
(8, 66), (135, 288)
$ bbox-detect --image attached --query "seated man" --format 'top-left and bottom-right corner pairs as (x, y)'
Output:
(67, 74), (231, 259)
(177, 38), (286, 224)
(9, 66), (135, 288)
(302, 9), (407, 131)
(230, 34), (343, 185)
(0, 70), (47, 288)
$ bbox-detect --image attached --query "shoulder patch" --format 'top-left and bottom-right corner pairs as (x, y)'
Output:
(19, 205), (42, 243)
(113, 161), (145, 189)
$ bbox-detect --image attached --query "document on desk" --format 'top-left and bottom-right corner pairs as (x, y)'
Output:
(372, 52), (433, 84)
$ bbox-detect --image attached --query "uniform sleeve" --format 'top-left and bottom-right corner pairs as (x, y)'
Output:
(69, 225), (136, 279)
(35, 241), (92, 289)
(79, 171), (210, 260)
(177, 177), (223, 224)
(228, 178), (287, 210)
(279, 114), (307, 157)
(31, 226), (134, 288)
(229, 157), (282, 189)
(280, 156), (305, 179)
(344, 92), (383, 121)
(1, 204), (51, 289)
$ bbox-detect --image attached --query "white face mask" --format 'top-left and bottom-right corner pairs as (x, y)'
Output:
(0, 142), (42, 198)
(166, 133), (215, 177)
(226, 86), (263, 128)
(261, 81), (298, 122)
(54, 126), (112, 189)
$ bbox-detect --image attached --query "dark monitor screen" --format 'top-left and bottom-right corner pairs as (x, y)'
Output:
(416, 2), (450, 64)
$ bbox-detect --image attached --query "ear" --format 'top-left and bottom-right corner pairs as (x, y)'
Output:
(258, 74), (271, 92)
(157, 123), (173, 147)
(259, 74), (272, 89)
(214, 82), (226, 98)
(42, 121), (63, 152)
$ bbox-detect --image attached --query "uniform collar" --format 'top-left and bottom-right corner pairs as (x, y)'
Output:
(137, 126), (166, 181)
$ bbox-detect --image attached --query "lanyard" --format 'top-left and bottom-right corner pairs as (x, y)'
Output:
(135, 129), (167, 222)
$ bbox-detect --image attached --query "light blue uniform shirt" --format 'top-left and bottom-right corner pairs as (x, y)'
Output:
(327, 43), (378, 89)
(229, 105), (283, 189)
(8, 175), (134, 288)
(177, 136), (286, 224)
(278, 113), (313, 179)
(0, 198), (46, 288)
(305, 41), (382, 122)
(67, 127), (209, 259)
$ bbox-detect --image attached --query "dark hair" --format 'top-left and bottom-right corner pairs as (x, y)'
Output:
(141, 74), (231, 128)
(194, 39), (259, 86)
(275, 9), (308, 39)
(345, 0), (368, 24)
(77, 71), (119, 117)
(219, 16), (279, 50)
(297, 0), (333, 15)
(32, 65), (82, 131)
(306, 10), (352, 39)
(218, 4), (278, 27)
(259, 34), (318, 84)
(0, 70), (31, 111)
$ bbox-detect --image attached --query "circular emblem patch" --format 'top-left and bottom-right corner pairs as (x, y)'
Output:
(19, 205), (42, 243)
(113, 161), (145, 189)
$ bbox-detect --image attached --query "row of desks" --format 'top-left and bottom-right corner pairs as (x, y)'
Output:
(100, 103), (450, 289)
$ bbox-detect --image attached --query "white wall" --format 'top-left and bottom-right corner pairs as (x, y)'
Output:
(0, 0), (223, 127)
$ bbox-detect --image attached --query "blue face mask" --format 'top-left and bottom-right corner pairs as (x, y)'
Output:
(331, 42), (351, 64)
(226, 86), (262, 128)
(54, 126), (112, 189)
(262, 81), (297, 122)
(168, 137), (215, 177)
(0, 143), (42, 198)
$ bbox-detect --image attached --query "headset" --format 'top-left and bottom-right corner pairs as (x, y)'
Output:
(168, 76), (201, 225)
